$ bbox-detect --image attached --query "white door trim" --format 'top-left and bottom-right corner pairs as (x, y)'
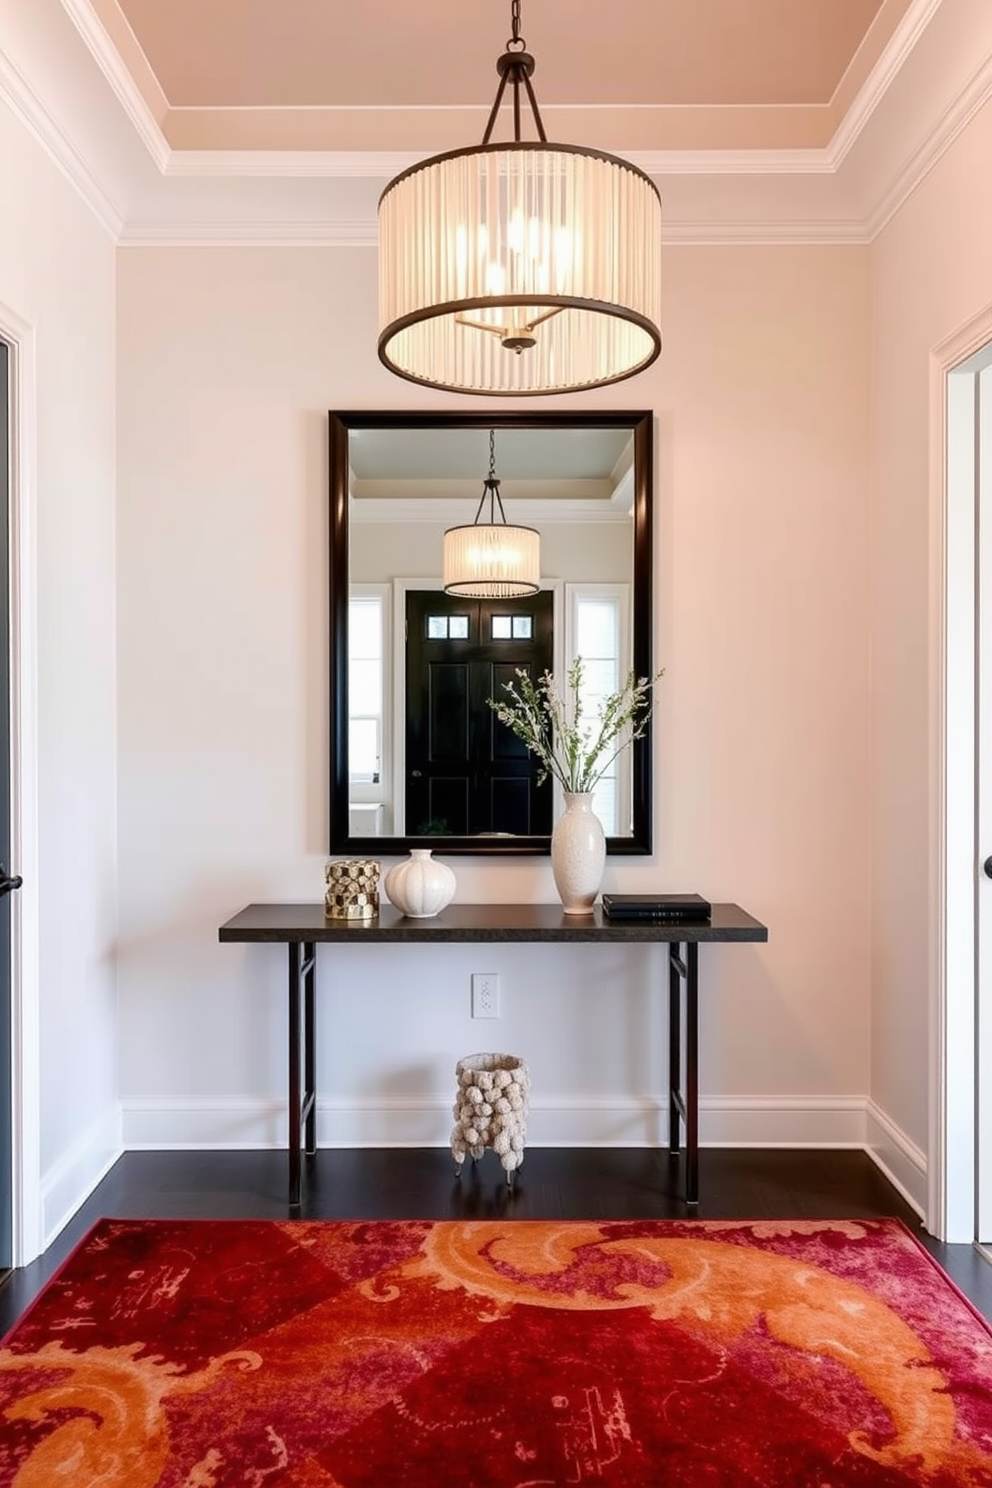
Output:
(979, 367), (992, 1243)
(0, 299), (42, 1266)
(927, 300), (992, 1243)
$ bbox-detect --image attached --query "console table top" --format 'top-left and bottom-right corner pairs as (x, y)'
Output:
(219, 901), (768, 945)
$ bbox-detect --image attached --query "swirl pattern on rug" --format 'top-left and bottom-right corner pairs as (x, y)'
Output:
(0, 1217), (990, 1486)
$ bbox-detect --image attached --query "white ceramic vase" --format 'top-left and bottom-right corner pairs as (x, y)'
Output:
(384, 848), (456, 919)
(551, 792), (606, 914)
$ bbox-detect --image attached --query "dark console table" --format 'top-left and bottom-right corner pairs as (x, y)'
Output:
(218, 901), (768, 1207)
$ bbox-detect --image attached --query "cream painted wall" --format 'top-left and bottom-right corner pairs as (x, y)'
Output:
(116, 243), (873, 1154)
(870, 96), (992, 1156)
(0, 97), (119, 1244)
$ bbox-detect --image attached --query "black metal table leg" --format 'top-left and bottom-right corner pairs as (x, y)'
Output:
(668, 945), (682, 1156)
(685, 941), (699, 1204)
(288, 942), (303, 1206)
(303, 941), (317, 1157)
(287, 940), (318, 1206)
(668, 941), (700, 1205)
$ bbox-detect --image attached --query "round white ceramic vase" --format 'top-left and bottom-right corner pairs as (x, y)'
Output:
(384, 848), (456, 919)
(551, 792), (606, 914)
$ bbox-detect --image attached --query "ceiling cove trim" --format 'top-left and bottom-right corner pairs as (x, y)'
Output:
(663, 220), (868, 246)
(63, 0), (937, 187)
(58, 0), (170, 171)
(0, 45), (123, 239)
(163, 147), (835, 181)
(828, 0), (944, 167)
(351, 499), (629, 526)
(118, 219), (378, 248)
(14, 0), (986, 250)
(165, 149), (417, 180)
(157, 0), (942, 186)
(117, 216), (869, 251)
(866, 46), (992, 240)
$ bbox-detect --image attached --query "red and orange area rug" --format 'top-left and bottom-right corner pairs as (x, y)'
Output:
(1, 1217), (991, 1486)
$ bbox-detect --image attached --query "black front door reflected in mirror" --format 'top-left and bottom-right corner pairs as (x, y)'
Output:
(328, 410), (654, 857)
(405, 590), (554, 838)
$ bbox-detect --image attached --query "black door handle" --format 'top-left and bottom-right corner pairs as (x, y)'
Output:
(0, 868), (23, 898)
(985, 857), (992, 880)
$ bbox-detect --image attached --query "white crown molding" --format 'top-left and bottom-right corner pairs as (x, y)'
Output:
(117, 217), (377, 247)
(865, 45), (992, 239)
(640, 150), (832, 177)
(0, 44), (123, 238)
(828, 0), (945, 167)
(60, 0), (943, 190)
(117, 11), (992, 252)
(661, 219), (868, 246)
(117, 215), (869, 250)
(165, 149), (415, 181)
(75, 0), (941, 188)
(9, 0), (992, 250)
(351, 498), (629, 525)
(163, 146), (836, 182)
(58, 0), (169, 171)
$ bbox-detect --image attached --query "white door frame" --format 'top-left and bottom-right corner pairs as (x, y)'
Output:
(979, 365), (992, 1244)
(927, 301), (992, 1243)
(0, 299), (42, 1266)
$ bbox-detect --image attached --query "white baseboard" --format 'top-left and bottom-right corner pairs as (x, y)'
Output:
(123, 1098), (289, 1148)
(53, 1096), (925, 1238)
(699, 1095), (868, 1148)
(124, 1092), (882, 1152)
(865, 1099), (928, 1219)
(41, 1103), (123, 1252)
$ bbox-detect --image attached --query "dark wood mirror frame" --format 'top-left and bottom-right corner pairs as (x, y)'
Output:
(328, 409), (654, 856)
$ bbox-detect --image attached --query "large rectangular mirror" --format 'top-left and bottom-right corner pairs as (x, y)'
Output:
(329, 410), (654, 855)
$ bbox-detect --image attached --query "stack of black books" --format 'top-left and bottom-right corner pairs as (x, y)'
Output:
(601, 893), (712, 924)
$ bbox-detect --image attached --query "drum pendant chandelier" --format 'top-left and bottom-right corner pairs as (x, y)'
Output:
(443, 429), (540, 597)
(377, 0), (663, 397)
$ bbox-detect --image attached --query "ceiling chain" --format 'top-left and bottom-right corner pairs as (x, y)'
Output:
(508, 0), (524, 50)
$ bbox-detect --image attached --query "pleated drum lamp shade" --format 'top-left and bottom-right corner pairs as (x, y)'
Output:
(442, 519), (540, 599)
(442, 429), (540, 598)
(377, 3), (662, 397)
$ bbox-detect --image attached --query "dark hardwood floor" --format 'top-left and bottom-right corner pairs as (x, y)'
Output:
(2, 1146), (991, 1336)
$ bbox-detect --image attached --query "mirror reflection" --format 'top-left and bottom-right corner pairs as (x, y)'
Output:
(329, 412), (654, 856)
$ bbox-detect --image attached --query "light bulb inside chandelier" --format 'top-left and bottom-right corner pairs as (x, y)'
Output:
(377, 0), (663, 396)
(443, 430), (540, 598)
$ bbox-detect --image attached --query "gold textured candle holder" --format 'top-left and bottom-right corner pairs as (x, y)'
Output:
(324, 859), (380, 920)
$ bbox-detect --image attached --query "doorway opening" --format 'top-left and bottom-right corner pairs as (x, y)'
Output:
(0, 299), (41, 1270)
(976, 358), (992, 1249)
(932, 309), (992, 1247)
(0, 338), (10, 1277)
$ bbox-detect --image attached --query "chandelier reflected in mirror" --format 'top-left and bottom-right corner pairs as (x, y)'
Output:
(378, 0), (663, 396)
(443, 429), (540, 597)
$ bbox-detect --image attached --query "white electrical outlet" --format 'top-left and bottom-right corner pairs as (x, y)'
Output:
(471, 973), (500, 1018)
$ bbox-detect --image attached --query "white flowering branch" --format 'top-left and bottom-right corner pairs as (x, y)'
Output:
(487, 657), (663, 795)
